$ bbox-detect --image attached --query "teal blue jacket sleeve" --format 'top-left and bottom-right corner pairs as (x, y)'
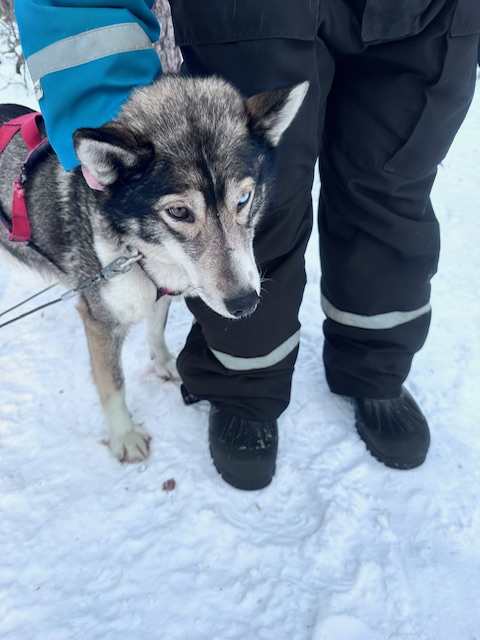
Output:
(14, 0), (162, 170)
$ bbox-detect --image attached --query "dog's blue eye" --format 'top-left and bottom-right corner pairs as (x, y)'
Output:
(238, 192), (251, 208)
(166, 206), (192, 222)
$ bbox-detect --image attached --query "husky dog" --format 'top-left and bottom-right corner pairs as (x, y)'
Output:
(0, 75), (308, 462)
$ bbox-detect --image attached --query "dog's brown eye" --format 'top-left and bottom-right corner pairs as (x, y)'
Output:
(166, 206), (192, 221)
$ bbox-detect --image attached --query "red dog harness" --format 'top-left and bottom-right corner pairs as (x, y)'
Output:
(0, 112), (48, 242)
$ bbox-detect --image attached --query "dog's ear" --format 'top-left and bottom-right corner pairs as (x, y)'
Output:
(73, 124), (154, 190)
(245, 81), (309, 147)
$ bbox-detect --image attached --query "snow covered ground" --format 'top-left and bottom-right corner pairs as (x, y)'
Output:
(1, 46), (480, 640)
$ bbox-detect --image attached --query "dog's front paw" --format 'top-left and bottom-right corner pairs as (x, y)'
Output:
(108, 426), (151, 463)
(151, 354), (180, 381)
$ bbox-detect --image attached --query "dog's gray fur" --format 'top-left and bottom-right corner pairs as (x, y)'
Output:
(0, 75), (307, 462)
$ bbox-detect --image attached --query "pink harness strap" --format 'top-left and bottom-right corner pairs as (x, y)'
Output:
(0, 112), (45, 242)
(0, 112), (44, 153)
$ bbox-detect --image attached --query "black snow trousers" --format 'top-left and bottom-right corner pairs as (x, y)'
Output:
(170, 0), (480, 420)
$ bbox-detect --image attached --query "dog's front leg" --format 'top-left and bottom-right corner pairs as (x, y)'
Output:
(77, 297), (151, 463)
(146, 294), (179, 381)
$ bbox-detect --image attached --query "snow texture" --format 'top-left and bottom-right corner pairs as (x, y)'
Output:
(1, 49), (480, 640)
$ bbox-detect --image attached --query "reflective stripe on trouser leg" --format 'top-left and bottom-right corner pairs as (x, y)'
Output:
(210, 330), (301, 372)
(321, 296), (431, 331)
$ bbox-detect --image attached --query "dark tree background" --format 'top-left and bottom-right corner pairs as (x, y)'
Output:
(0, 0), (25, 77)
(153, 0), (182, 73)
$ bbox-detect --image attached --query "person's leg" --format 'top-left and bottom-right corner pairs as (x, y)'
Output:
(318, 0), (480, 466)
(169, 0), (333, 488)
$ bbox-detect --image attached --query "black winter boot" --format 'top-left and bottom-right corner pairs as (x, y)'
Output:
(209, 406), (278, 490)
(353, 386), (430, 469)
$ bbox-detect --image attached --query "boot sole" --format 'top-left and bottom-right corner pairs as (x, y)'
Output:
(356, 426), (427, 470)
(210, 448), (275, 490)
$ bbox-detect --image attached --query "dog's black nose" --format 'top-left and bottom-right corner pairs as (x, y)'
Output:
(225, 291), (260, 318)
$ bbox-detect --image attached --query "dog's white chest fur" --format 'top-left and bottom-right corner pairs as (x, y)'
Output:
(93, 238), (157, 324)
(105, 266), (157, 324)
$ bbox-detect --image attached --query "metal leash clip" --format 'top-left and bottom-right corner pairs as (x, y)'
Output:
(101, 253), (144, 279)
(62, 252), (144, 300)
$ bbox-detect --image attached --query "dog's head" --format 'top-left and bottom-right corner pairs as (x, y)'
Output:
(73, 76), (308, 319)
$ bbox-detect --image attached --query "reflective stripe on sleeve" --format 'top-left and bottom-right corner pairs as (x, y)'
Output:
(26, 23), (154, 83)
(321, 294), (431, 330)
(210, 329), (301, 371)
